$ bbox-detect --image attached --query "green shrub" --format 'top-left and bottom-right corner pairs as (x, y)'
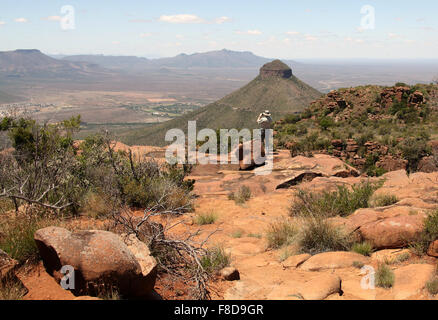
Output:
(193, 211), (218, 225)
(200, 246), (231, 274)
(398, 137), (431, 172)
(376, 264), (395, 288)
(352, 242), (373, 256)
(231, 230), (243, 238)
(394, 252), (410, 264)
(426, 277), (438, 295)
(352, 261), (365, 269)
(412, 210), (438, 255)
(0, 215), (58, 264)
(290, 181), (379, 218)
(82, 192), (116, 219)
(370, 194), (399, 207)
(279, 247), (294, 262)
(234, 186), (251, 204)
(0, 275), (27, 300)
(266, 220), (297, 249)
(284, 114), (301, 124)
(297, 218), (352, 255)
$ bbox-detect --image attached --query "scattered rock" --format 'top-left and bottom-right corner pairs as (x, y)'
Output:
(282, 254), (311, 268)
(427, 240), (438, 258)
(300, 252), (369, 271)
(359, 215), (424, 249)
(376, 156), (408, 172)
(393, 264), (435, 300)
(34, 227), (157, 297)
(298, 274), (342, 300)
(219, 267), (240, 281)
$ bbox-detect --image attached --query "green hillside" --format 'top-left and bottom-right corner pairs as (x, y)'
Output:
(120, 60), (322, 146)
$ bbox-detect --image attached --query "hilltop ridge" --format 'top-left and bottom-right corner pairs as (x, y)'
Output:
(120, 60), (322, 146)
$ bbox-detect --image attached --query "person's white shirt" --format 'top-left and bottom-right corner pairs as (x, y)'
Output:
(257, 112), (272, 129)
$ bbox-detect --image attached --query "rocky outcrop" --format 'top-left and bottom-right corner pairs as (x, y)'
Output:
(376, 156), (408, 172)
(259, 60), (292, 80)
(34, 227), (157, 297)
(275, 154), (360, 189)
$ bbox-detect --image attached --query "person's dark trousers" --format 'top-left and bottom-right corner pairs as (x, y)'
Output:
(261, 128), (266, 145)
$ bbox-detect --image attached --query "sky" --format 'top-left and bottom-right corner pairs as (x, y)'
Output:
(0, 0), (437, 59)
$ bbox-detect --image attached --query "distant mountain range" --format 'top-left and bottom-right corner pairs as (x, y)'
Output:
(0, 49), (108, 78)
(61, 49), (297, 70)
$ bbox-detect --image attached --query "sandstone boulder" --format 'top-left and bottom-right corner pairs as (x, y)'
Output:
(282, 254), (311, 268)
(299, 252), (369, 271)
(298, 274), (341, 300)
(393, 264), (435, 300)
(427, 240), (438, 258)
(359, 215), (424, 249)
(219, 267), (240, 281)
(34, 227), (157, 297)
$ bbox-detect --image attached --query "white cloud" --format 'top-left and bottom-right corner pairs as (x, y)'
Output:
(140, 33), (152, 38)
(387, 33), (400, 39)
(235, 30), (262, 35)
(215, 16), (231, 24)
(15, 18), (28, 23)
(305, 35), (318, 41)
(42, 16), (62, 21)
(159, 14), (204, 24)
(0, 21), (5, 26)
(286, 31), (300, 36)
(112, 41), (121, 45)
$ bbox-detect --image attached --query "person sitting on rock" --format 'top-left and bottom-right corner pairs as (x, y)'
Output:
(257, 110), (272, 145)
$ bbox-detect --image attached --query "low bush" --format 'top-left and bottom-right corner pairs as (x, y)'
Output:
(234, 186), (252, 205)
(290, 181), (379, 218)
(200, 246), (231, 274)
(370, 194), (399, 207)
(0, 275), (27, 300)
(297, 218), (352, 255)
(412, 210), (438, 255)
(265, 220), (298, 249)
(193, 211), (218, 225)
(0, 215), (58, 264)
(426, 277), (438, 295)
(376, 264), (395, 288)
(351, 242), (373, 256)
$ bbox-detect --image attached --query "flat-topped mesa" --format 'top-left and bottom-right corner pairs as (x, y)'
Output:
(259, 59), (292, 80)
